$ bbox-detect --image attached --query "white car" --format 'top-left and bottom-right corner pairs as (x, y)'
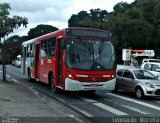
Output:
(15, 55), (21, 68)
(141, 62), (160, 80)
(15, 60), (21, 67)
(142, 59), (160, 64)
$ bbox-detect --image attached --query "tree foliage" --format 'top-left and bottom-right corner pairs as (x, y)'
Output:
(28, 24), (59, 39)
(3, 35), (28, 63)
(0, 3), (28, 39)
(68, 8), (108, 29)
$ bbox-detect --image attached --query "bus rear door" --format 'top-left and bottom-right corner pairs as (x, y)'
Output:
(35, 44), (40, 80)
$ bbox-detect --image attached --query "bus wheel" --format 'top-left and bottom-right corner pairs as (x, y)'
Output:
(50, 74), (59, 94)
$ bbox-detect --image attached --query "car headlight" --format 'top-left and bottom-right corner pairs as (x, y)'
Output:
(145, 82), (155, 88)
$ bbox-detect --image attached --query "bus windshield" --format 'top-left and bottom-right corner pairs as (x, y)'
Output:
(66, 39), (115, 70)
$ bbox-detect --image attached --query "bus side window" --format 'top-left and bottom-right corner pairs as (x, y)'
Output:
(40, 40), (47, 57)
(48, 37), (56, 57)
(30, 43), (35, 57)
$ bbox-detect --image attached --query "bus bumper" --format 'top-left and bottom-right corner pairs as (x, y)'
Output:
(64, 78), (116, 91)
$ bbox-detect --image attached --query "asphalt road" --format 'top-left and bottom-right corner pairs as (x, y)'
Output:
(1, 65), (160, 123)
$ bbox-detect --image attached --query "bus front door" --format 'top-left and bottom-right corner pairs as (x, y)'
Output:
(57, 39), (64, 87)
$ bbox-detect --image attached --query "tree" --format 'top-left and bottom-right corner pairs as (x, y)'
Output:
(28, 24), (59, 39)
(3, 35), (29, 64)
(68, 11), (89, 27)
(0, 3), (28, 80)
(113, 2), (130, 14)
(90, 8), (108, 22)
(4, 35), (22, 60)
(0, 3), (28, 39)
(68, 8), (108, 28)
(107, 0), (160, 62)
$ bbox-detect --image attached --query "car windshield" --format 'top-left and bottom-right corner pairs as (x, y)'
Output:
(133, 70), (156, 79)
(66, 39), (115, 70)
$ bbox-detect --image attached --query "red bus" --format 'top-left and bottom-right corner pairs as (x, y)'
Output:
(21, 27), (116, 93)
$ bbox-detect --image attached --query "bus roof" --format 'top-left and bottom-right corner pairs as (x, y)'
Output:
(36, 27), (111, 40)
(22, 27), (112, 45)
(22, 38), (35, 47)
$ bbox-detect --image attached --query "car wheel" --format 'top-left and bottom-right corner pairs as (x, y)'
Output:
(136, 88), (144, 99)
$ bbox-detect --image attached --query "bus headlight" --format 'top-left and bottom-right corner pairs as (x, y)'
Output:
(68, 74), (72, 78)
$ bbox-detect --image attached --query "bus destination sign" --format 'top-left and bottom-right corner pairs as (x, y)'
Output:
(66, 29), (112, 39)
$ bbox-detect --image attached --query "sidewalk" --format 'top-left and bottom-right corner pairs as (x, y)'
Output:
(0, 80), (80, 123)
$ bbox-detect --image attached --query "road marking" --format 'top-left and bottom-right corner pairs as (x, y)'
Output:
(107, 93), (160, 111)
(81, 98), (98, 103)
(122, 105), (150, 115)
(12, 79), (18, 82)
(81, 97), (128, 116)
(94, 103), (128, 116)
(7, 75), (10, 78)
(67, 115), (74, 118)
(70, 105), (93, 117)
(104, 98), (112, 102)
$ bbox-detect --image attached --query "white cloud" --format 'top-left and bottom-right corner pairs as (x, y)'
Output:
(1, 0), (134, 37)
(2, 0), (74, 12)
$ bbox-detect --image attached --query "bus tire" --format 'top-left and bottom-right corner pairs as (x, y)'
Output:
(49, 74), (59, 94)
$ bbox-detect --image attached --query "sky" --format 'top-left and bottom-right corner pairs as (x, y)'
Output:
(1, 0), (134, 37)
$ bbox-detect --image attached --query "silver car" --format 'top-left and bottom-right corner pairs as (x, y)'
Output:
(115, 68), (160, 99)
